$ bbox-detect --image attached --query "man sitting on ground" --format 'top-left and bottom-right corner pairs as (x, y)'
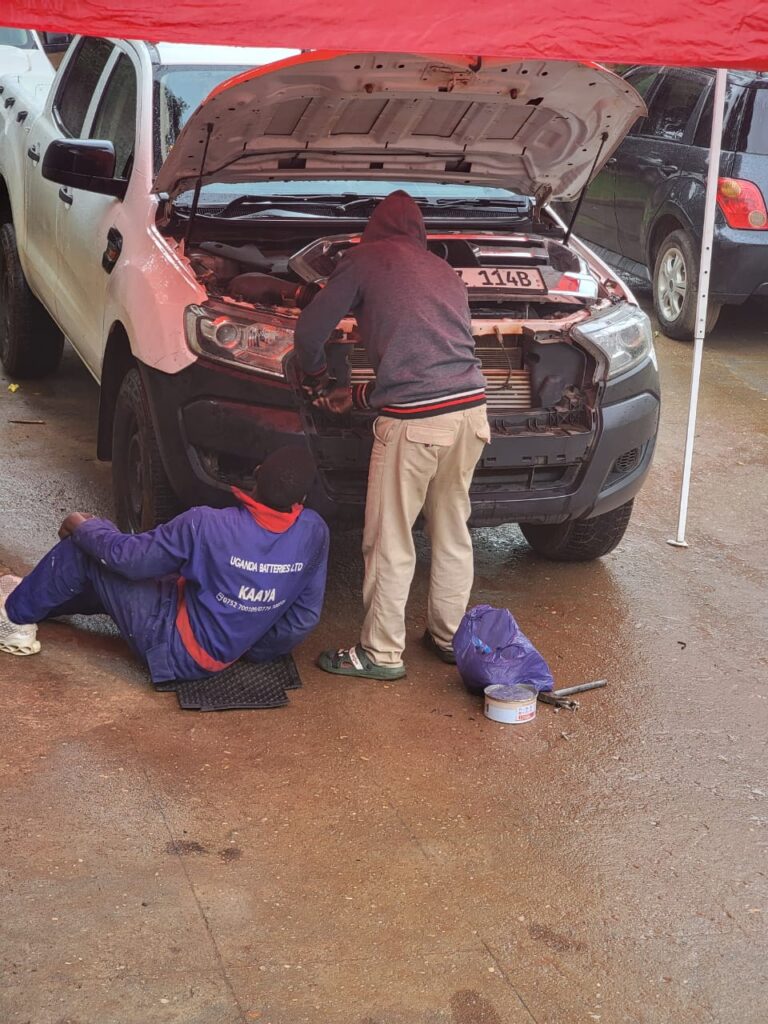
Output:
(0, 447), (329, 683)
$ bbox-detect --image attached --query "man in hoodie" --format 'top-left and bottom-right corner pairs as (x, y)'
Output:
(295, 190), (490, 681)
(0, 447), (329, 683)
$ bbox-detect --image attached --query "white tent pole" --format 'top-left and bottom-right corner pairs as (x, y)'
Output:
(668, 67), (728, 548)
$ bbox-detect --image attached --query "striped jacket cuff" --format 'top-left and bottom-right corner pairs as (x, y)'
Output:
(352, 381), (373, 409)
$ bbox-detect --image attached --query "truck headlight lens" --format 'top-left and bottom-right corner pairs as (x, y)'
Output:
(571, 303), (656, 379)
(184, 304), (294, 377)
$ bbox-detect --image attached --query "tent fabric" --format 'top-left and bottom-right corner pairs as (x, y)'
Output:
(5, 0), (768, 70)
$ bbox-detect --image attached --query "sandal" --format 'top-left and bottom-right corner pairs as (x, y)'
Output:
(317, 645), (406, 680)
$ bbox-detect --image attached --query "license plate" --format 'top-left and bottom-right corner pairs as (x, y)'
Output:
(456, 267), (546, 293)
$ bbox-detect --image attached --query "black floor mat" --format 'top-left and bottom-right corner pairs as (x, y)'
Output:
(170, 655), (302, 711)
(56, 615), (302, 710)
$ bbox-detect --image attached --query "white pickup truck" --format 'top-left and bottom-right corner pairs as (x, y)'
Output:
(0, 37), (660, 562)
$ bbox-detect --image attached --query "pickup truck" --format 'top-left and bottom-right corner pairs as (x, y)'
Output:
(0, 38), (660, 561)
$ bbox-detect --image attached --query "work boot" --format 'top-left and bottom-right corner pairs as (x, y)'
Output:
(0, 575), (41, 656)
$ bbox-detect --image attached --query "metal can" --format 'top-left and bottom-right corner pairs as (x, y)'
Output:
(483, 683), (538, 724)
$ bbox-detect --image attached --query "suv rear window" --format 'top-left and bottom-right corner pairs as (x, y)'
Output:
(692, 82), (742, 149)
(737, 88), (768, 154)
(54, 37), (113, 138)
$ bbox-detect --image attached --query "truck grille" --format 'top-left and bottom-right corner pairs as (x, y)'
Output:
(348, 345), (532, 413)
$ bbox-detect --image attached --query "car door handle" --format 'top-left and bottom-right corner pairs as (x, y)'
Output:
(16, 110), (28, 124)
(4, 96), (15, 109)
(58, 187), (73, 206)
(27, 146), (40, 163)
(645, 156), (678, 176)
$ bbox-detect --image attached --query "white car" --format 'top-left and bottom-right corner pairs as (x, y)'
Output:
(0, 40), (659, 560)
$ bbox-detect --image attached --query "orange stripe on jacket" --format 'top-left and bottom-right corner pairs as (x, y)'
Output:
(175, 578), (233, 674)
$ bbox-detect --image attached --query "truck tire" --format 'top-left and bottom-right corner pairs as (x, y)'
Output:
(0, 222), (64, 378)
(112, 368), (181, 533)
(520, 500), (634, 562)
(652, 228), (721, 341)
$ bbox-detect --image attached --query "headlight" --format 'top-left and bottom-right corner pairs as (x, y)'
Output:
(571, 303), (656, 379)
(184, 304), (294, 377)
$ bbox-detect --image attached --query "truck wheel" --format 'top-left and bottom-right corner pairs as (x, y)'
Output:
(520, 500), (634, 562)
(0, 222), (64, 378)
(112, 368), (181, 533)
(653, 229), (721, 341)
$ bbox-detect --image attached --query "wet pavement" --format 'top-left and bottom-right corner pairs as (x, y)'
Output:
(1, 302), (767, 1024)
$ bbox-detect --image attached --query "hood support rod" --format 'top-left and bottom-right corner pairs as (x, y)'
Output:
(563, 131), (609, 244)
(184, 122), (214, 251)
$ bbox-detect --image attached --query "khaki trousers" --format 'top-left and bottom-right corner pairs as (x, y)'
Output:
(360, 405), (490, 666)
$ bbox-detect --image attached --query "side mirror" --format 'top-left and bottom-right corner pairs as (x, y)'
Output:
(39, 33), (73, 55)
(42, 139), (127, 199)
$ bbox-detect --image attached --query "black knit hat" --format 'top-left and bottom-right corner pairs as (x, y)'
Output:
(255, 446), (316, 510)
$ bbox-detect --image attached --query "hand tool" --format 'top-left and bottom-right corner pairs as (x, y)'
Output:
(537, 679), (607, 710)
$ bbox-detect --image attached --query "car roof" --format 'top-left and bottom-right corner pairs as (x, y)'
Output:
(149, 43), (299, 67)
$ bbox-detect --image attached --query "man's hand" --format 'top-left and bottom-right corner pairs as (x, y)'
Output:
(301, 371), (334, 401)
(58, 512), (95, 540)
(314, 386), (353, 417)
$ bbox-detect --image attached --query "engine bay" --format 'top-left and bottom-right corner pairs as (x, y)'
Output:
(181, 229), (611, 433)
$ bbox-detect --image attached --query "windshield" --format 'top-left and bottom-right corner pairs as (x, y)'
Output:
(177, 180), (528, 208)
(154, 64), (250, 171)
(0, 28), (37, 49)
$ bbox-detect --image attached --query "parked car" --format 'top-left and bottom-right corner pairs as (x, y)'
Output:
(0, 40), (659, 561)
(0, 27), (59, 77)
(565, 65), (768, 340)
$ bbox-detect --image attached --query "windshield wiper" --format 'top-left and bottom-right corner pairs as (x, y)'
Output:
(215, 194), (360, 217)
(428, 197), (530, 210)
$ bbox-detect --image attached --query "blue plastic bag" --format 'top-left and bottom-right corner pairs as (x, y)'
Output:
(454, 604), (554, 696)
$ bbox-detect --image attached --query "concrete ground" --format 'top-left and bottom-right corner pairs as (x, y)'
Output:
(0, 303), (766, 1024)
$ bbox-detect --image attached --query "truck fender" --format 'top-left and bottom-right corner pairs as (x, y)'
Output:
(97, 323), (135, 461)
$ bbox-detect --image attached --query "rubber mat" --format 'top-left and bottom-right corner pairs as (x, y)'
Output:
(173, 655), (301, 711)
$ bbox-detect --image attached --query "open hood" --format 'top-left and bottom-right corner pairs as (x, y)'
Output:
(154, 51), (645, 202)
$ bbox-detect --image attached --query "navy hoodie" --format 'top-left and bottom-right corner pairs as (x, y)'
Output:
(294, 190), (486, 419)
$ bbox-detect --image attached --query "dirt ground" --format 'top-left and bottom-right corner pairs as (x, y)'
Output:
(0, 302), (766, 1024)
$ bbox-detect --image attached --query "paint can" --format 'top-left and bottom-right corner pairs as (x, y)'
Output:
(483, 683), (538, 724)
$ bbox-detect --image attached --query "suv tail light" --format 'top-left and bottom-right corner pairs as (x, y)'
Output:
(717, 177), (768, 229)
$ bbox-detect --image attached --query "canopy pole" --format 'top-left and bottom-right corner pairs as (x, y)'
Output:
(668, 67), (727, 549)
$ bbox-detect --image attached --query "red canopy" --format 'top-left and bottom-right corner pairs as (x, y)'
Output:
(5, 0), (768, 70)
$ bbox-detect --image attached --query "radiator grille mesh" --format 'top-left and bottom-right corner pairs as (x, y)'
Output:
(348, 344), (532, 412)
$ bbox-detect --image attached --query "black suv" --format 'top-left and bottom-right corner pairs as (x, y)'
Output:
(567, 66), (768, 339)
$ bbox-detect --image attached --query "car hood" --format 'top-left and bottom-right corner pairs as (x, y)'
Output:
(154, 50), (644, 203)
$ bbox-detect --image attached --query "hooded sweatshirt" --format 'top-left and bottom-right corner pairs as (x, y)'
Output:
(294, 191), (486, 418)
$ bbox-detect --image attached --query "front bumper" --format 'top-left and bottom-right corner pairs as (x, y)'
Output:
(140, 356), (660, 529)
